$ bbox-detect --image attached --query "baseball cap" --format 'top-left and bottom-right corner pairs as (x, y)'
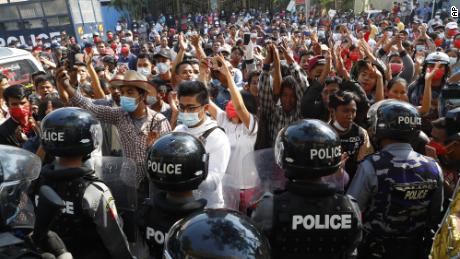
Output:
(446, 22), (458, 30)
(154, 49), (172, 60)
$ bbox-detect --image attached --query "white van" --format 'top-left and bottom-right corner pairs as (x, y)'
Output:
(0, 47), (43, 86)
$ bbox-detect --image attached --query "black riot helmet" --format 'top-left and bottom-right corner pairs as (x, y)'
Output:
(146, 132), (208, 192)
(164, 209), (270, 259)
(40, 107), (102, 157)
(0, 145), (41, 229)
(275, 119), (342, 179)
(371, 100), (421, 143)
(367, 99), (401, 140)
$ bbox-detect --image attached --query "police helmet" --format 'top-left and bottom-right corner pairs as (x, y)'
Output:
(41, 107), (102, 157)
(146, 132), (208, 192)
(0, 145), (41, 228)
(409, 131), (430, 154)
(275, 119), (342, 179)
(367, 99), (401, 138)
(372, 100), (421, 142)
(164, 209), (270, 259)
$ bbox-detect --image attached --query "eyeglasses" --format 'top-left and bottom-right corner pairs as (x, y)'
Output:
(178, 104), (202, 112)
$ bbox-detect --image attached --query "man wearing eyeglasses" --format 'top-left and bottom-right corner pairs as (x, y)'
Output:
(173, 80), (231, 209)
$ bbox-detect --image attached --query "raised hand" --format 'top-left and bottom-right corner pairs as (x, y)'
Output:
(178, 33), (187, 50)
(425, 62), (442, 82)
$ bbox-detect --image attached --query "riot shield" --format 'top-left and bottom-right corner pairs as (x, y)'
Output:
(94, 156), (138, 243)
(0, 145), (42, 229)
(93, 156), (138, 212)
(242, 148), (348, 209)
(241, 148), (287, 210)
(221, 174), (241, 211)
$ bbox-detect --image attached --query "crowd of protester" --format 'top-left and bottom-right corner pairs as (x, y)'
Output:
(1, 3), (460, 257)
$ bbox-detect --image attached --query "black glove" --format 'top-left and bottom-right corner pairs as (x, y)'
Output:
(27, 231), (70, 258)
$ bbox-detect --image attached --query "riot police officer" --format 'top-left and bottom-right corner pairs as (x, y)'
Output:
(251, 119), (362, 259)
(33, 107), (134, 259)
(138, 132), (208, 258)
(0, 145), (70, 259)
(347, 100), (444, 259)
(164, 209), (270, 259)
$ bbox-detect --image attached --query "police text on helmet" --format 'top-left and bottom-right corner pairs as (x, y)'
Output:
(310, 146), (341, 160)
(43, 130), (64, 142)
(397, 116), (421, 125)
(147, 161), (182, 175)
(146, 227), (167, 244)
(292, 214), (352, 230)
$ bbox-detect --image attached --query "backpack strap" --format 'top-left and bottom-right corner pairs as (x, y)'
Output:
(199, 126), (225, 145)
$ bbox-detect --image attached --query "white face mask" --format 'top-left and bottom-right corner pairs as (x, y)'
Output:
(450, 57), (458, 65)
(305, 39), (311, 46)
(156, 62), (170, 74)
(137, 67), (151, 77)
(333, 33), (342, 42)
(435, 15), (440, 19)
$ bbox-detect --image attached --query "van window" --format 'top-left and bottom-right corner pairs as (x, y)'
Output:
(0, 59), (38, 85)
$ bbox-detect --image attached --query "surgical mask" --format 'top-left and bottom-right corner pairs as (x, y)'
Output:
(120, 96), (138, 112)
(450, 57), (458, 65)
(146, 95), (158, 105)
(157, 62), (170, 74)
(333, 121), (349, 131)
(305, 39), (311, 46)
(137, 67), (151, 77)
(178, 112), (201, 127)
(318, 30), (326, 38)
(438, 32), (445, 39)
(390, 63), (404, 74)
(435, 15), (440, 19)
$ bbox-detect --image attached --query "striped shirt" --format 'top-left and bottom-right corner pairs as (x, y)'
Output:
(258, 63), (309, 147)
(71, 91), (171, 183)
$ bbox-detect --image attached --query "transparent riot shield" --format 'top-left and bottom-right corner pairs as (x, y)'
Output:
(243, 148), (348, 209)
(93, 156), (138, 212)
(94, 156), (138, 244)
(221, 174), (240, 211)
(0, 145), (42, 231)
(242, 148), (287, 210)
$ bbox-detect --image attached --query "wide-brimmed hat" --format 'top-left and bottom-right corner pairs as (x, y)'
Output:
(109, 70), (154, 94)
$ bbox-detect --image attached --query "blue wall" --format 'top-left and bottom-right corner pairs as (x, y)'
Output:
(100, 4), (128, 33)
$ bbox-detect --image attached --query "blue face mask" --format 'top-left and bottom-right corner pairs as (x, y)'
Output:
(178, 112), (201, 127)
(120, 96), (138, 112)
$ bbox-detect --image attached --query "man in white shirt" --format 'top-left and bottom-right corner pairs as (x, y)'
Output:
(173, 80), (231, 208)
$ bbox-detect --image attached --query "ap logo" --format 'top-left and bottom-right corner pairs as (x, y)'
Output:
(452, 6), (458, 18)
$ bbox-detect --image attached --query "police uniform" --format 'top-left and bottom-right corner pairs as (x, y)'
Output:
(252, 181), (362, 259)
(33, 164), (133, 259)
(142, 132), (210, 258)
(35, 107), (134, 259)
(138, 193), (206, 258)
(347, 101), (444, 259)
(251, 119), (363, 259)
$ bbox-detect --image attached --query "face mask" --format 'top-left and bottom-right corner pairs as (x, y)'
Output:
(317, 30), (325, 38)
(438, 32), (445, 39)
(157, 62), (170, 74)
(435, 15), (440, 19)
(120, 96), (138, 112)
(178, 112), (201, 127)
(427, 140), (447, 156)
(427, 67), (445, 80)
(448, 29), (458, 37)
(450, 57), (458, 65)
(305, 39), (311, 46)
(434, 38), (443, 47)
(454, 39), (460, 49)
(390, 63), (404, 74)
(146, 95), (157, 105)
(137, 67), (151, 77)
(77, 74), (82, 83)
(333, 120), (349, 131)
(9, 107), (30, 126)
(349, 53), (360, 61)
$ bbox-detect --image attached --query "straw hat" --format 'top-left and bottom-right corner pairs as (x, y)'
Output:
(109, 70), (154, 94)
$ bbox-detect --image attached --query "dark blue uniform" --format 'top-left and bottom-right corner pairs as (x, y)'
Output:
(347, 143), (444, 259)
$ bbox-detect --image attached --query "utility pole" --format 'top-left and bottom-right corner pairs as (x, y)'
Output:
(305, 0), (310, 19)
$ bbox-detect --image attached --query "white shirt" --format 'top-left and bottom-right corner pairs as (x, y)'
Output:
(174, 117), (231, 208)
(216, 110), (258, 189)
